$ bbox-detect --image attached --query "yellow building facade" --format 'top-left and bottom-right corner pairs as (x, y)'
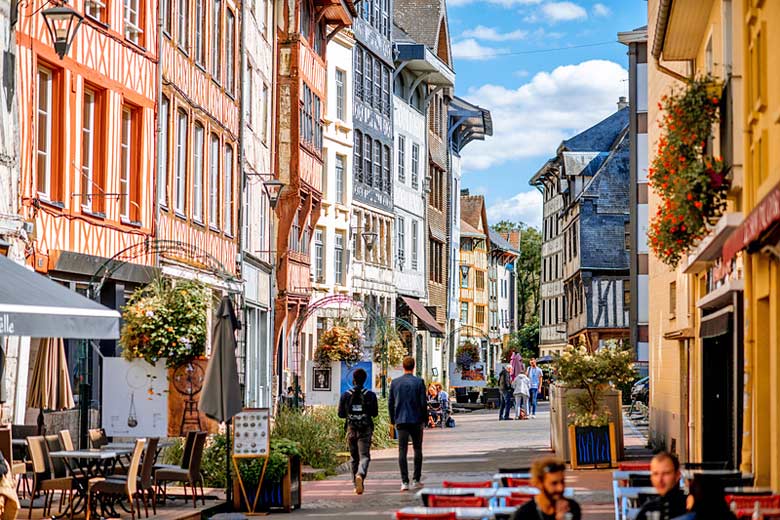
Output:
(647, 0), (746, 467)
(459, 195), (491, 347)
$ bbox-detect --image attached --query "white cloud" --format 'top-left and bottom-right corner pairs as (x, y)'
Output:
(514, 69), (530, 78)
(449, 0), (541, 8)
(461, 25), (528, 41)
(540, 1), (588, 22)
(592, 2), (610, 16)
(487, 190), (543, 227)
(460, 59), (628, 172)
(452, 39), (507, 60)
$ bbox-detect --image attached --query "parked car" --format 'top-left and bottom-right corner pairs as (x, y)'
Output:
(631, 376), (649, 404)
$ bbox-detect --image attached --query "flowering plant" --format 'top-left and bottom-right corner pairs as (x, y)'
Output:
(314, 325), (363, 365)
(120, 278), (208, 368)
(373, 324), (407, 367)
(554, 341), (635, 427)
(456, 341), (480, 371)
(648, 77), (729, 267)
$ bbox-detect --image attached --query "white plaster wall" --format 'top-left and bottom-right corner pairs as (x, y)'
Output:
(497, 265), (512, 336)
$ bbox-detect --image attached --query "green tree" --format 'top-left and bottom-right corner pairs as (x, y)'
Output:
(490, 221), (541, 327)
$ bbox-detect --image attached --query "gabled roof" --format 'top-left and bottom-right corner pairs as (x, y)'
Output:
(560, 107), (629, 153)
(460, 219), (484, 238)
(488, 229), (519, 255)
(460, 195), (487, 232)
(393, 0), (453, 68)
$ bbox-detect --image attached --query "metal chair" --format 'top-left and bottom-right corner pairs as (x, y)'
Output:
(427, 495), (487, 507)
(506, 494), (534, 507)
(87, 439), (146, 520)
(26, 435), (76, 520)
(155, 431), (207, 507)
(441, 480), (492, 488)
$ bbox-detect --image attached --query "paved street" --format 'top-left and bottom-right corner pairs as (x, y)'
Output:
(291, 402), (647, 519)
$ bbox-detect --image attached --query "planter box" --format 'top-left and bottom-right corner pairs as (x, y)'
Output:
(233, 455), (302, 513)
(567, 424), (617, 469)
(549, 384), (624, 463)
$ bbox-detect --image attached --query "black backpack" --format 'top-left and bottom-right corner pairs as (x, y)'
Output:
(347, 388), (371, 430)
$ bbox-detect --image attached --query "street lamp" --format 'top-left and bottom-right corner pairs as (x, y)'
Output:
(361, 230), (378, 252)
(42, 4), (84, 59)
(262, 179), (285, 210)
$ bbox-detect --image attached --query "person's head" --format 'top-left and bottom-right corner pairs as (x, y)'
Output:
(352, 368), (367, 388)
(530, 358), (537, 367)
(428, 384), (437, 396)
(287, 386), (293, 394)
(435, 383), (442, 392)
(650, 451), (681, 496)
(530, 457), (567, 502)
(685, 474), (731, 516)
(402, 356), (415, 373)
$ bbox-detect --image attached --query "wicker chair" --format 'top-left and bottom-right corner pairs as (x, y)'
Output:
(0, 426), (28, 477)
(26, 435), (76, 520)
(155, 432), (207, 507)
(87, 439), (146, 520)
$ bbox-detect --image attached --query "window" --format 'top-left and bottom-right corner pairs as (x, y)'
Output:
(124, 0), (143, 44)
(624, 221), (630, 250)
(246, 64), (253, 127)
(397, 135), (405, 183)
(314, 229), (324, 282)
(429, 167), (444, 211)
(299, 83), (322, 151)
(460, 266), (468, 288)
(373, 140), (381, 189)
(382, 66), (390, 116)
(224, 144), (234, 234)
(411, 143), (419, 189)
(36, 67), (53, 199)
(119, 107), (133, 220)
(354, 131), (363, 184)
(623, 285), (630, 308)
(355, 49), (363, 101)
(383, 145), (390, 193)
(429, 239), (443, 284)
(226, 10), (235, 94)
(209, 133), (220, 227)
(335, 69), (345, 120)
(476, 271), (485, 290)
(174, 109), (188, 214)
(334, 232), (345, 285)
(211, 0), (222, 81)
(178, 0), (189, 50)
(161, 0), (171, 33)
(411, 220), (418, 270)
(363, 135), (372, 186)
(364, 53), (372, 106)
(475, 305), (485, 325)
(81, 90), (96, 211)
(290, 210), (300, 253)
(460, 302), (468, 324)
(373, 59), (380, 112)
(335, 154), (345, 203)
(85, 0), (107, 23)
(195, 0), (206, 64)
(396, 216), (405, 269)
(193, 123), (204, 221)
(262, 84), (269, 142)
(669, 281), (677, 317)
(159, 96), (170, 205)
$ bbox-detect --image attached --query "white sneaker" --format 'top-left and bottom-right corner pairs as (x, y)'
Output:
(355, 475), (364, 495)
(531, 414), (536, 418)
(412, 480), (424, 489)
(400, 482), (410, 492)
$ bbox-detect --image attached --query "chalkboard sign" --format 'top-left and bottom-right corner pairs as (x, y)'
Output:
(569, 423), (617, 469)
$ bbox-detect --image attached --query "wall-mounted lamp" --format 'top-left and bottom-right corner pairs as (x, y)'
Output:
(245, 171), (286, 210)
(459, 264), (470, 278)
(42, 3), (83, 59)
(362, 231), (378, 252)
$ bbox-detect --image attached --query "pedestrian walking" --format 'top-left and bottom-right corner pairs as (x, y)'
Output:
(388, 356), (427, 492)
(511, 457), (581, 520)
(526, 358), (544, 417)
(337, 368), (378, 495)
(513, 371), (530, 420)
(635, 451), (688, 520)
(498, 364), (513, 420)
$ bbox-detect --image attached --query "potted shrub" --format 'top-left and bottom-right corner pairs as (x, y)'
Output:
(234, 438), (303, 513)
(554, 342), (635, 469)
(314, 320), (364, 365)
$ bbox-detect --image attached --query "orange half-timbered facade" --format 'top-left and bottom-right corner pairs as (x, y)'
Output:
(157, 0), (241, 283)
(273, 0), (356, 393)
(17, 0), (158, 271)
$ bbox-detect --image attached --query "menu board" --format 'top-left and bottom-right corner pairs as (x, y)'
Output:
(232, 408), (270, 458)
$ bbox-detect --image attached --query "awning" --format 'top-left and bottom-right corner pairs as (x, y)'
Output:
(0, 255), (120, 339)
(700, 305), (733, 339)
(722, 184), (780, 268)
(400, 296), (444, 336)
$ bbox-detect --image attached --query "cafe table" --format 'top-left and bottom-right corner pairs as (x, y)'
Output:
(726, 487), (775, 496)
(397, 506), (518, 519)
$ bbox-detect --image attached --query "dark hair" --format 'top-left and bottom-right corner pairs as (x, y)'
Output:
(402, 356), (415, 371)
(530, 456), (566, 484)
(652, 450), (680, 472)
(688, 474), (735, 518)
(352, 368), (367, 387)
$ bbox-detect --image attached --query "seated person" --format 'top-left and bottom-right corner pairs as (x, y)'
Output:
(636, 451), (687, 520)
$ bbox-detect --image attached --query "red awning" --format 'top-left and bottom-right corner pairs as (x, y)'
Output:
(400, 296), (444, 336)
(722, 184), (780, 267)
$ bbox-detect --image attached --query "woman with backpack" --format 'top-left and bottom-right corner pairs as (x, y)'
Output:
(337, 368), (378, 495)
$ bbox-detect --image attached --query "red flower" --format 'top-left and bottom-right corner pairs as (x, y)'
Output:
(712, 97), (719, 104)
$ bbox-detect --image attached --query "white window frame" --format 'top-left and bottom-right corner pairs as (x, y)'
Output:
(335, 154), (345, 204)
(174, 109), (188, 214)
(411, 219), (418, 270)
(411, 142), (419, 189)
(195, 0), (205, 63)
(226, 10), (235, 94)
(224, 144), (233, 234)
(396, 216), (405, 270)
(211, 0), (222, 81)
(124, 0), (143, 44)
(159, 96), (170, 205)
(397, 134), (405, 183)
(119, 107), (132, 220)
(36, 67), (53, 200)
(334, 232), (345, 285)
(335, 68), (345, 120)
(314, 228), (324, 283)
(193, 123), (204, 221)
(81, 89), (95, 211)
(209, 134), (220, 228)
(178, 0), (189, 50)
(85, 0), (106, 21)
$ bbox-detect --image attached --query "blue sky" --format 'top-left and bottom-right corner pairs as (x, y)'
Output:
(450, 0), (647, 228)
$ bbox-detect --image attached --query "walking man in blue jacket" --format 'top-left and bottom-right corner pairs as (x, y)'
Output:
(388, 356), (427, 491)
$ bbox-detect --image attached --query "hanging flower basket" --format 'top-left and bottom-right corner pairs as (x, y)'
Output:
(120, 278), (208, 368)
(455, 341), (480, 371)
(372, 324), (407, 367)
(314, 325), (363, 365)
(648, 77), (730, 267)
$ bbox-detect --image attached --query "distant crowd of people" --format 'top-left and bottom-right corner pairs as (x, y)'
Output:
(498, 356), (544, 421)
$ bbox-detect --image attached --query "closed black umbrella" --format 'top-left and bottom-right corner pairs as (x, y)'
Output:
(199, 295), (242, 506)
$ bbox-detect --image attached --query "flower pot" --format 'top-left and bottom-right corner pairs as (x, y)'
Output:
(233, 455), (302, 512)
(567, 423), (617, 469)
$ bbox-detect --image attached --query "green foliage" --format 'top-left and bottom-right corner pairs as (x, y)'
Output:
(120, 277), (208, 368)
(554, 341), (636, 427)
(503, 318), (540, 362)
(247, 438), (302, 484)
(160, 437), (183, 466)
(373, 322), (407, 368)
(515, 225), (542, 327)
(201, 433), (229, 488)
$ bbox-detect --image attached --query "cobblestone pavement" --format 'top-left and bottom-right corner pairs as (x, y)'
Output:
(288, 402), (649, 519)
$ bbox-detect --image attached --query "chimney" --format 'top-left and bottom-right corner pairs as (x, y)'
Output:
(460, 189), (470, 196)
(617, 96), (628, 110)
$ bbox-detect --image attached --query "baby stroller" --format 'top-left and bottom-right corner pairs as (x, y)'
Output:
(427, 399), (443, 428)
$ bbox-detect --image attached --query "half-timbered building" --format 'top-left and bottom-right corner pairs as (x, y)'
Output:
(273, 0), (356, 396)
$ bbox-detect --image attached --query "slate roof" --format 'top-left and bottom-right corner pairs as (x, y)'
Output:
(560, 107), (629, 153)
(394, 0), (452, 66)
(488, 229), (519, 255)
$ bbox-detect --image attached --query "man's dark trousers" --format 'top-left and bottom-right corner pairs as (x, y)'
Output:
(396, 423), (423, 484)
(347, 426), (373, 481)
(499, 390), (513, 419)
